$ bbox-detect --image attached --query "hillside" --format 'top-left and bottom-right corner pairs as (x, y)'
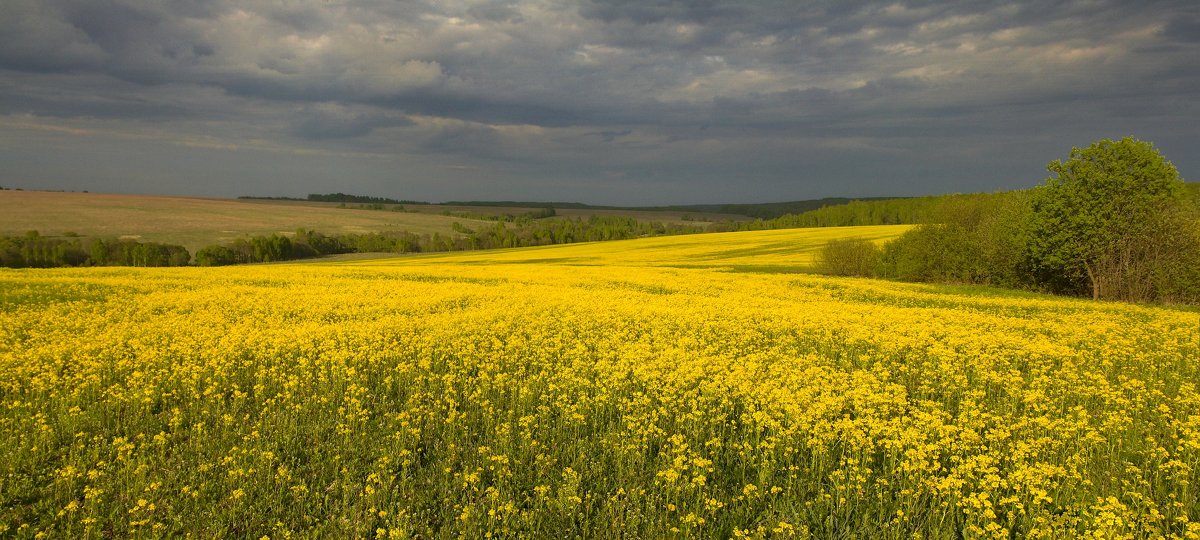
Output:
(0, 191), (743, 254)
(242, 193), (890, 220)
(0, 191), (487, 253)
(360, 225), (911, 273)
(395, 203), (747, 225)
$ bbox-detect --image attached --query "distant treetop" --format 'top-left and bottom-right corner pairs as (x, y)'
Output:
(305, 193), (428, 205)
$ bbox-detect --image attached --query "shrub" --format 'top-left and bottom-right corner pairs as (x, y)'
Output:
(194, 245), (240, 266)
(878, 225), (975, 282)
(816, 237), (881, 277)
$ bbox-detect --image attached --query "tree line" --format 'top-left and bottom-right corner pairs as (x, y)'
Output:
(816, 138), (1200, 304)
(731, 192), (1017, 230)
(0, 232), (191, 268)
(1, 216), (704, 269)
(238, 193), (426, 205)
(443, 207), (557, 222)
(194, 216), (705, 266)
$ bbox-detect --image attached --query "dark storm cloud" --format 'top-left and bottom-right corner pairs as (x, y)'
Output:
(1162, 15), (1200, 42)
(375, 92), (592, 128)
(467, 3), (525, 23)
(588, 130), (633, 142)
(1, 0), (1198, 204)
(291, 103), (413, 140)
(578, 0), (755, 25)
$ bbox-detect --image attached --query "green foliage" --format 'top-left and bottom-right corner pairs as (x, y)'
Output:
(873, 192), (1032, 286)
(858, 138), (1197, 305)
(250, 235), (293, 262)
(1149, 211), (1200, 303)
(815, 238), (881, 277)
(0, 234), (190, 268)
(879, 224), (980, 282)
(970, 191), (1033, 289)
(1079, 203), (1200, 304)
(1184, 182), (1200, 205)
(295, 228), (348, 255)
(340, 231), (422, 253)
(89, 239), (191, 267)
(1027, 137), (1189, 300)
(741, 192), (1018, 230)
(194, 245), (241, 267)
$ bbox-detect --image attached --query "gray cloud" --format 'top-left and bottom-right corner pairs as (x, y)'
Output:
(588, 130), (633, 142)
(291, 103), (413, 140)
(1, 0), (1198, 204)
(1163, 15), (1200, 42)
(467, 3), (526, 23)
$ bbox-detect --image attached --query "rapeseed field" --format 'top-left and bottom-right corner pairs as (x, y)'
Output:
(1, 227), (1197, 538)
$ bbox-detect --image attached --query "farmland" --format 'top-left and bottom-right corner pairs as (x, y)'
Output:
(0, 191), (745, 254)
(358, 225), (909, 272)
(2, 226), (1199, 538)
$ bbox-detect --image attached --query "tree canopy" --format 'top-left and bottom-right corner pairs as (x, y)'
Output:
(1027, 137), (1190, 299)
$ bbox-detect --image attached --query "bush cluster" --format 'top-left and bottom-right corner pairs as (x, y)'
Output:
(817, 138), (1200, 304)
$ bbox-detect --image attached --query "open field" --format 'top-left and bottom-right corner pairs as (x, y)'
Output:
(2, 226), (1198, 538)
(0, 191), (495, 253)
(0, 191), (746, 254)
(360, 225), (910, 272)
(397, 203), (749, 225)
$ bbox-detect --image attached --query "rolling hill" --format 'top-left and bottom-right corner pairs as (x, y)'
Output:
(0, 191), (747, 253)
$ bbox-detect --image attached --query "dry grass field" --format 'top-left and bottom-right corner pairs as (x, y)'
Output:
(0, 191), (490, 252)
(397, 203), (750, 226)
(0, 191), (746, 253)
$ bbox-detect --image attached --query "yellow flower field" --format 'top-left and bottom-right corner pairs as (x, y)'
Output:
(1, 226), (1198, 538)
(351, 225), (908, 270)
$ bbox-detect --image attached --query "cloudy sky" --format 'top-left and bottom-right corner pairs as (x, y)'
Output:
(0, 1), (1196, 205)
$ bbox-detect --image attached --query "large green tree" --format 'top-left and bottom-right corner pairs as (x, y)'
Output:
(1027, 137), (1188, 300)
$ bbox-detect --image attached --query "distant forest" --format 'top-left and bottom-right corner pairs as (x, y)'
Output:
(237, 192), (890, 219)
(239, 193), (426, 205)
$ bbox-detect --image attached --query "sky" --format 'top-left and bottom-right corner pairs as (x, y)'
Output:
(0, 1), (1197, 206)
